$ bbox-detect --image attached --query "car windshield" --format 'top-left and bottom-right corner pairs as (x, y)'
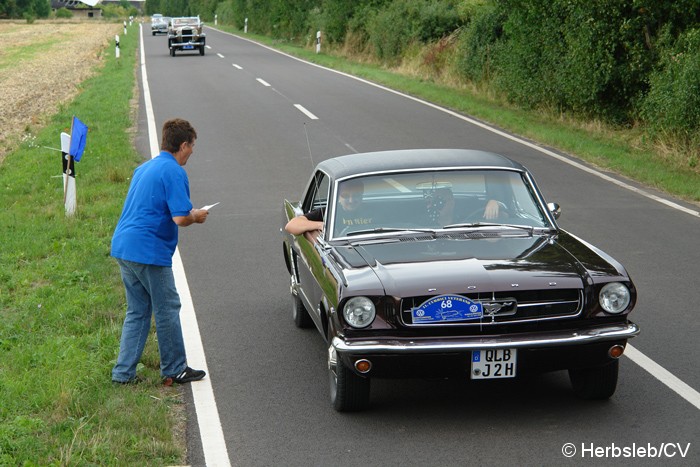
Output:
(172, 17), (199, 27)
(330, 169), (552, 238)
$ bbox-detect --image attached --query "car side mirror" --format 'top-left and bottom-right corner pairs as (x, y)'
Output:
(547, 202), (561, 219)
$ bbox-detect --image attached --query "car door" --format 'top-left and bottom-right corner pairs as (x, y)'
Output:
(290, 171), (331, 325)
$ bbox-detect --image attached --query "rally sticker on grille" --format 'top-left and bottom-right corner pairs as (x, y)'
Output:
(411, 294), (482, 323)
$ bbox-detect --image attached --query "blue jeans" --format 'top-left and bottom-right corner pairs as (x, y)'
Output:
(112, 258), (187, 382)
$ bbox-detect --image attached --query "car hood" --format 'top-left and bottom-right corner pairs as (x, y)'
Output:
(333, 232), (624, 297)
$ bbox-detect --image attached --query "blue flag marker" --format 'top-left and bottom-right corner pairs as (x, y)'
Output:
(69, 116), (88, 162)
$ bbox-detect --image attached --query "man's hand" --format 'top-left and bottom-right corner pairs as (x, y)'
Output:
(483, 200), (500, 220)
(173, 208), (208, 226)
(192, 208), (209, 224)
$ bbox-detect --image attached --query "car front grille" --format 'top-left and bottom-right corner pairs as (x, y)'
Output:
(399, 289), (583, 326)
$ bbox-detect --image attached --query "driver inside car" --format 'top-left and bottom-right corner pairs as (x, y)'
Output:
(284, 179), (371, 239)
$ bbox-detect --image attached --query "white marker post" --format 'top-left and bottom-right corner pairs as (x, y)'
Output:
(215, 14), (218, 26)
(123, 21), (127, 35)
(115, 35), (120, 59)
(244, 17), (248, 33)
(316, 30), (321, 53)
(60, 132), (76, 217)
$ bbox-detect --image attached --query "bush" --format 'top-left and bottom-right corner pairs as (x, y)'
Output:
(55, 7), (73, 19)
(367, 0), (461, 62)
(455, 2), (504, 84)
(640, 28), (700, 145)
(215, 0), (235, 27)
(101, 5), (129, 19)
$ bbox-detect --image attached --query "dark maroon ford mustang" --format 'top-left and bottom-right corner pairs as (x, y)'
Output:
(281, 149), (638, 411)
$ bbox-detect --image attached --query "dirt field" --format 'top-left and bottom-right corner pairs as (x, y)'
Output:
(0, 20), (121, 162)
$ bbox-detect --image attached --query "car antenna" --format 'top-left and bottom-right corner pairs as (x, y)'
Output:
(303, 122), (314, 168)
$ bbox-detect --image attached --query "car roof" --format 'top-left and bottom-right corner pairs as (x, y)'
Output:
(316, 149), (526, 180)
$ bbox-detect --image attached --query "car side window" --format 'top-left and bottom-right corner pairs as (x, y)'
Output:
(303, 171), (330, 213)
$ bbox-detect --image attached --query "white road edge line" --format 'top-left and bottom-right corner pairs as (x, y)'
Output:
(213, 27), (700, 411)
(256, 78), (271, 87)
(625, 344), (700, 410)
(139, 25), (232, 466)
(294, 104), (318, 120)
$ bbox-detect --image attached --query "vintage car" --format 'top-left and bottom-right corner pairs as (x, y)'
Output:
(167, 16), (206, 56)
(281, 149), (639, 411)
(151, 16), (170, 35)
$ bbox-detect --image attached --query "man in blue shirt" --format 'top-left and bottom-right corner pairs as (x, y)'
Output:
(111, 118), (208, 385)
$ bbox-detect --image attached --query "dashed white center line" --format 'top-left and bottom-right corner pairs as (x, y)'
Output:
(232, 64), (242, 69)
(294, 104), (318, 120)
(256, 78), (271, 87)
(216, 53), (224, 58)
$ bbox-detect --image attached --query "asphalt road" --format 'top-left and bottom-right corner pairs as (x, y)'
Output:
(137, 26), (699, 466)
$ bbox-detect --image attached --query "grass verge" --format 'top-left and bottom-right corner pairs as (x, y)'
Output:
(0, 24), (185, 464)
(215, 26), (699, 204)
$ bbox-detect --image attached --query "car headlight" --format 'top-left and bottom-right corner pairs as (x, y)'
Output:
(343, 297), (376, 328)
(599, 282), (631, 314)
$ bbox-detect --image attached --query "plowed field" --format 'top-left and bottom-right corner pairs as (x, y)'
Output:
(0, 20), (121, 162)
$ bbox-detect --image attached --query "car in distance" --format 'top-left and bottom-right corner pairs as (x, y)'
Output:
(151, 16), (169, 35)
(281, 149), (639, 411)
(167, 16), (206, 56)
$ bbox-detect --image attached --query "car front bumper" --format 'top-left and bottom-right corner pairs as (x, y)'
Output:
(170, 40), (205, 48)
(332, 321), (639, 377)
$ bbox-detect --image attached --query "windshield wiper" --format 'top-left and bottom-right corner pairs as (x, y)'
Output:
(442, 222), (536, 234)
(344, 227), (437, 237)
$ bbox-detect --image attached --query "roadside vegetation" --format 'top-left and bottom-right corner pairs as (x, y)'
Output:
(0, 22), (185, 464)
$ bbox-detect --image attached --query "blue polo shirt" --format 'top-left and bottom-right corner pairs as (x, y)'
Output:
(111, 151), (192, 266)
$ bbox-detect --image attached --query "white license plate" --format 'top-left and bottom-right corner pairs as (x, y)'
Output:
(471, 349), (517, 379)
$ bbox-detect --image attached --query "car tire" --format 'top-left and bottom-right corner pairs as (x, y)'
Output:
(328, 333), (370, 411)
(170, 47), (175, 57)
(568, 359), (619, 400)
(291, 289), (313, 329)
(200, 45), (205, 56)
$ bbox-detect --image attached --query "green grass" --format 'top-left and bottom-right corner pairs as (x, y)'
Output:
(217, 25), (700, 203)
(0, 23), (185, 465)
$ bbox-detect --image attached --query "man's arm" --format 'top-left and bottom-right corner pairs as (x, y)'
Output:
(284, 215), (323, 235)
(173, 208), (208, 226)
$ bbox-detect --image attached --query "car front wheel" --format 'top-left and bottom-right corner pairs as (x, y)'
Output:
(569, 359), (619, 400)
(328, 338), (370, 411)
